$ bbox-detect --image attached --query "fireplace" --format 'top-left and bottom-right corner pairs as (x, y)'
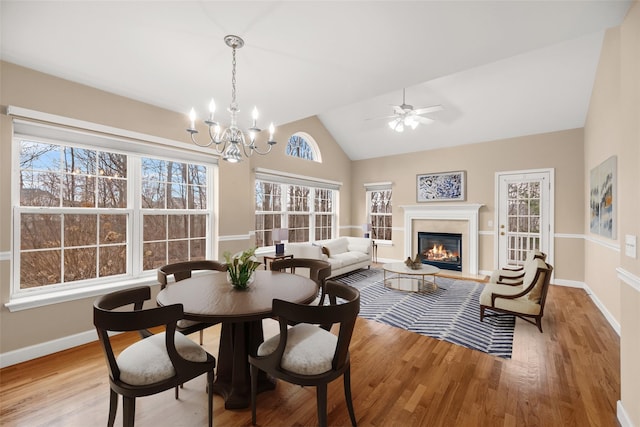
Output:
(418, 232), (462, 272)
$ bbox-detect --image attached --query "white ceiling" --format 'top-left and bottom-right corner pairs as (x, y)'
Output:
(0, 1), (632, 160)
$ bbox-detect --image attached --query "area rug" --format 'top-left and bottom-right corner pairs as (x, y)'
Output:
(335, 269), (515, 358)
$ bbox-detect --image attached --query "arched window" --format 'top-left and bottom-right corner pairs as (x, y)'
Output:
(285, 132), (321, 162)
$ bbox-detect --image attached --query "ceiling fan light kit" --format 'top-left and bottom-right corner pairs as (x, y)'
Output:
(378, 88), (442, 133)
(186, 35), (276, 163)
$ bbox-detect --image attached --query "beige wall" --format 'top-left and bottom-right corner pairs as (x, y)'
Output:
(584, 2), (640, 425)
(0, 62), (351, 355)
(351, 128), (586, 281)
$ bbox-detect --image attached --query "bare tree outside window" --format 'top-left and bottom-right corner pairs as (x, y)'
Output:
(255, 179), (335, 247)
(16, 138), (211, 290)
(19, 141), (128, 288)
(369, 189), (392, 241)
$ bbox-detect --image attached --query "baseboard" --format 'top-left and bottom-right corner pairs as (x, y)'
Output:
(583, 282), (621, 336)
(617, 400), (635, 427)
(552, 278), (585, 288)
(0, 329), (97, 368)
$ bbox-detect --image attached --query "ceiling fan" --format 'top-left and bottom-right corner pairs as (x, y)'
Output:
(370, 89), (443, 133)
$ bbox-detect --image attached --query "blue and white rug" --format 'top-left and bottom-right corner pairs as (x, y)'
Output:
(335, 269), (515, 358)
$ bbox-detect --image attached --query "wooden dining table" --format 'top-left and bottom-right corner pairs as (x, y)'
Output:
(156, 269), (318, 409)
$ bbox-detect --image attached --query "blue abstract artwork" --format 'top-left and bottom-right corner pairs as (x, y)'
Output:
(417, 171), (465, 202)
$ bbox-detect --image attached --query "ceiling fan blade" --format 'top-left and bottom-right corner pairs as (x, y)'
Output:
(365, 114), (397, 121)
(413, 105), (444, 115)
(415, 116), (434, 125)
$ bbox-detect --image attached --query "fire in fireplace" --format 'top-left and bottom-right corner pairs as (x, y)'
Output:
(418, 232), (462, 271)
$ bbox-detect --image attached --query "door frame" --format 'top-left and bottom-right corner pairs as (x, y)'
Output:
(493, 168), (555, 274)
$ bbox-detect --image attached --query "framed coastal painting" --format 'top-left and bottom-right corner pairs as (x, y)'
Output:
(589, 156), (616, 238)
(417, 170), (466, 202)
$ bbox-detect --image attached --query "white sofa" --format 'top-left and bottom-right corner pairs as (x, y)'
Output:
(285, 236), (372, 278)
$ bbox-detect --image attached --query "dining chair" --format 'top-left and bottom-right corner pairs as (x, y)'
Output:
(157, 260), (227, 344)
(93, 286), (216, 427)
(480, 258), (553, 332)
(269, 257), (331, 304)
(249, 280), (360, 427)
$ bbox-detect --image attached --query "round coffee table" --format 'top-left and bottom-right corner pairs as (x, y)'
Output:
(382, 262), (441, 292)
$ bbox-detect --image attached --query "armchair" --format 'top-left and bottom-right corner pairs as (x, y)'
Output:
(480, 258), (553, 333)
(489, 250), (546, 285)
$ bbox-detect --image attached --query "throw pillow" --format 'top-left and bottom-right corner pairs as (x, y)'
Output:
(321, 246), (331, 257)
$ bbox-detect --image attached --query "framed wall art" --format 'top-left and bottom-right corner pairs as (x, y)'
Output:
(417, 170), (466, 202)
(589, 156), (616, 239)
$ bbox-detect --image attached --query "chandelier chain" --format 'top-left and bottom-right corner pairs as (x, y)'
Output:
(231, 46), (237, 106)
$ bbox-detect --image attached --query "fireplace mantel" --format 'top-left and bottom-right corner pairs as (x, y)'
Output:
(400, 204), (483, 275)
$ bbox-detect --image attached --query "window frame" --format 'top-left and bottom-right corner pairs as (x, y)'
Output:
(7, 108), (219, 311)
(254, 168), (340, 250)
(365, 182), (393, 243)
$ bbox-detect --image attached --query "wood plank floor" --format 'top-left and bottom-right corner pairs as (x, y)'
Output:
(0, 282), (620, 427)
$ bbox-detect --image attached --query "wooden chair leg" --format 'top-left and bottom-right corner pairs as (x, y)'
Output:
(107, 389), (118, 427)
(536, 317), (543, 333)
(123, 396), (135, 427)
(480, 306), (485, 322)
(207, 371), (214, 427)
(250, 364), (259, 425)
(317, 383), (328, 427)
(344, 367), (357, 426)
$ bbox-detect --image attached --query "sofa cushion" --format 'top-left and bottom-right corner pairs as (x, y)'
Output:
(347, 241), (370, 254)
(323, 237), (349, 256)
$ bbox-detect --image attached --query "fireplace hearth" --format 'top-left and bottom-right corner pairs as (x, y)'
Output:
(418, 232), (462, 272)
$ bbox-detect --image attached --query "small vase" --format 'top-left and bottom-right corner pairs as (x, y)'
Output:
(227, 270), (255, 291)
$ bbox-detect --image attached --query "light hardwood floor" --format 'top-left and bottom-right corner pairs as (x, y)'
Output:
(0, 281), (620, 426)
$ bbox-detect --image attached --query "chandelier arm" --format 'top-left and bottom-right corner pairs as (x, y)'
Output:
(189, 131), (215, 147)
(247, 140), (275, 155)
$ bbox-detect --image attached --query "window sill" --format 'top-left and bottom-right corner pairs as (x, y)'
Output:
(5, 275), (158, 312)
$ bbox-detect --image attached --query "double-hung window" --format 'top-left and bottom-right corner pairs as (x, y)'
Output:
(365, 182), (393, 241)
(10, 110), (217, 306)
(254, 169), (339, 248)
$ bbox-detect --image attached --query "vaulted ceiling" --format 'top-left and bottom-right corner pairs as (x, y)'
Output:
(1, 1), (632, 160)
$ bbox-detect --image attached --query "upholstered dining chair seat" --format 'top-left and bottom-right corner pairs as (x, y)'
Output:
(117, 332), (208, 386)
(257, 323), (338, 376)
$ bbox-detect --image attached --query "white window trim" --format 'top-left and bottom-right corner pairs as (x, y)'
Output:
(7, 108), (219, 311)
(365, 182), (393, 243)
(254, 169), (340, 246)
(286, 132), (322, 163)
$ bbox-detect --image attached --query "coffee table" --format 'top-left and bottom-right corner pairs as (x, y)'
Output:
(382, 262), (441, 292)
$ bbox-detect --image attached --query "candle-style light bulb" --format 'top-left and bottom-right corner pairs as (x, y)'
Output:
(252, 106), (259, 126)
(269, 122), (275, 141)
(189, 108), (196, 130)
(208, 99), (216, 120)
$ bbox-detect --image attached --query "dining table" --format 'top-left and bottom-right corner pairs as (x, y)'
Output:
(156, 269), (318, 410)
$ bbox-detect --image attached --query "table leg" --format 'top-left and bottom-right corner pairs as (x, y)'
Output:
(214, 320), (276, 409)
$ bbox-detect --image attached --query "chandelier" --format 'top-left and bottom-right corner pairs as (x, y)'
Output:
(186, 35), (276, 163)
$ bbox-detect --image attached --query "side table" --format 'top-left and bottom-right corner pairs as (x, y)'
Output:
(263, 253), (294, 270)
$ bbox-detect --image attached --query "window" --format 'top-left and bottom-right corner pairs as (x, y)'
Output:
(254, 169), (339, 247)
(365, 182), (393, 241)
(12, 114), (216, 299)
(285, 132), (321, 162)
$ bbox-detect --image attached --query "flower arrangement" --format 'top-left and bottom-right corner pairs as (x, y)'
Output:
(223, 247), (262, 290)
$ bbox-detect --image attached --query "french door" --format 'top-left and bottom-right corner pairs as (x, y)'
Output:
(496, 169), (553, 268)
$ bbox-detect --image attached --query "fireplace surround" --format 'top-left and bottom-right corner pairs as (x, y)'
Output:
(401, 204), (483, 275)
